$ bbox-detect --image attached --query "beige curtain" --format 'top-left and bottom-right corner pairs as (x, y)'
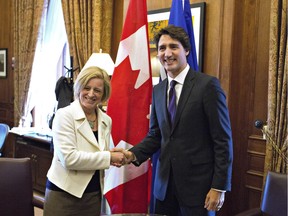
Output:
(13, 0), (48, 126)
(62, 0), (114, 78)
(264, 0), (287, 175)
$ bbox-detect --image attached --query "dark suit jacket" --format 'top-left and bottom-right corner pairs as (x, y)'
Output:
(130, 69), (233, 207)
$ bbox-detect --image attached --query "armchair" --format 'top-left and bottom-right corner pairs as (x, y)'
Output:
(235, 171), (287, 216)
(0, 157), (44, 216)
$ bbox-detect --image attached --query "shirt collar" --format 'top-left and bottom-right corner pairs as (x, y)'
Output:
(168, 64), (190, 85)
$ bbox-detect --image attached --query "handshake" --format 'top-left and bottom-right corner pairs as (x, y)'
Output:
(109, 148), (135, 167)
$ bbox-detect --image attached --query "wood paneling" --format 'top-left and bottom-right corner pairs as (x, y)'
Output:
(0, 0), (14, 128)
(247, 189), (262, 209)
(147, 0), (172, 10)
(246, 172), (264, 190)
(111, 0), (124, 62)
(229, 0), (270, 214)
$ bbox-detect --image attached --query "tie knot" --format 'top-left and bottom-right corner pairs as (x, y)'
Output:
(170, 80), (177, 88)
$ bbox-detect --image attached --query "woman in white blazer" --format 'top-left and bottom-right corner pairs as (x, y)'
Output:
(44, 66), (125, 216)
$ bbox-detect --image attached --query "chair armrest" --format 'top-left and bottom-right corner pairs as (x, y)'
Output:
(234, 208), (263, 216)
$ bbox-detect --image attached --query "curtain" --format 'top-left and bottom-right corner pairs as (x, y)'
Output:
(25, 0), (70, 128)
(13, 0), (48, 126)
(264, 0), (287, 175)
(61, 0), (114, 78)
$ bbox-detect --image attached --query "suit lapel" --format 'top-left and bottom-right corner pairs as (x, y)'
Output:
(97, 111), (109, 151)
(77, 121), (99, 149)
(172, 70), (196, 131)
(158, 80), (171, 130)
(72, 100), (103, 150)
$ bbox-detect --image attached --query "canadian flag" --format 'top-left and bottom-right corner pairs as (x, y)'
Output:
(104, 0), (152, 213)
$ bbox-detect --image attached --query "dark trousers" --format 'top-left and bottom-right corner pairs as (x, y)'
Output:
(154, 172), (215, 216)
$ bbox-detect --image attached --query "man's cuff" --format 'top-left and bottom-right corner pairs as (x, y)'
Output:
(212, 188), (226, 193)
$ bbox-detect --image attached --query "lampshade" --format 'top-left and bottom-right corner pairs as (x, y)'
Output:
(82, 52), (115, 75)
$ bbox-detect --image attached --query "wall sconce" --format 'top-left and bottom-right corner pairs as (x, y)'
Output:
(82, 49), (115, 76)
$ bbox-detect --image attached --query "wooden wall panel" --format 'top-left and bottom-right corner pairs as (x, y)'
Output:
(252, 0), (270, 136)
(0, 0), (15, 157)
(111, 0), (124, 62)
(0, 0), (14, 128)
(246, 172), (264, 190)
(230, 0), (270, 214)
(247, 189), (262, 209)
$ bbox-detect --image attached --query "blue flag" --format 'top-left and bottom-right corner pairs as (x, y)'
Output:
(169, 0), (199, 71)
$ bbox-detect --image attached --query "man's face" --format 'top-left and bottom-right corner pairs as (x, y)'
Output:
(157, 34), (189, 78)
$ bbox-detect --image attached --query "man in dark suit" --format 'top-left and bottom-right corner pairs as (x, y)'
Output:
(123, 25), (233, 216)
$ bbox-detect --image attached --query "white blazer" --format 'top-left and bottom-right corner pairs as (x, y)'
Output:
(47, 100), (112, 198)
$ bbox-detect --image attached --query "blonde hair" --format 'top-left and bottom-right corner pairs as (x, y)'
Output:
(74, 66), (111, 103)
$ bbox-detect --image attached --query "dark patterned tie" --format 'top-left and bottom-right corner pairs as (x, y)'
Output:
(168, 80), (177, 127)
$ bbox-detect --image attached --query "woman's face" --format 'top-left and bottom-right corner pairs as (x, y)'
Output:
(79, 78), (104, 113)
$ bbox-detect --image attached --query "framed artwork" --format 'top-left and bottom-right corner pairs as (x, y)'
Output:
(148, 2), (205, 76)
(0, 48), (7, 78)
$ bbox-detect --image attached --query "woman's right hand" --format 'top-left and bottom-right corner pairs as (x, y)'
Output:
(110, 148), (125, 167)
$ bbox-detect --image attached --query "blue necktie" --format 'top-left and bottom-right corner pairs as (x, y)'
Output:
(168, 80), (177, 126)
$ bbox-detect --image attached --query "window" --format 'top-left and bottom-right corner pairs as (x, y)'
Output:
(25, 0), (70, 130)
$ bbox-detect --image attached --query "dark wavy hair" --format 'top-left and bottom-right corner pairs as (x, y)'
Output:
(154, 25), (191, 52)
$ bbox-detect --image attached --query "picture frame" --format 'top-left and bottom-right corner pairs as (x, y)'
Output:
(0, 48), (8, 78)
(148, 2), (206, 76)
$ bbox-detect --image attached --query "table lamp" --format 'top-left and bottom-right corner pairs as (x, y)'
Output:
(82, 49), (115, 75)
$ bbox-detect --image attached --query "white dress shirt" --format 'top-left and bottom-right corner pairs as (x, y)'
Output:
(167, 64), (190, 107)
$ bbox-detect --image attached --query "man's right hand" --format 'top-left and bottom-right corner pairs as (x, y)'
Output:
(110, 148), (135, 166)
